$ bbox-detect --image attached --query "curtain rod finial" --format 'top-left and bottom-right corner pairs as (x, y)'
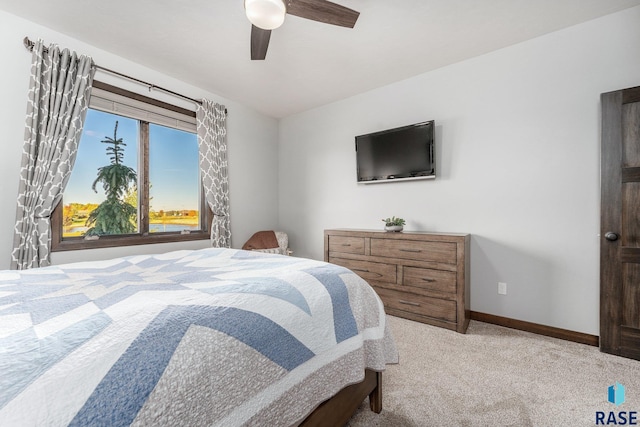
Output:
(23, 36), (33, 51)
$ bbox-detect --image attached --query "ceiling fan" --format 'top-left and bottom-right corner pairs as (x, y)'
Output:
(244, 0), (360, 60)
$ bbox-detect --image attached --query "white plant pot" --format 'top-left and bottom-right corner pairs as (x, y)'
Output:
(384, 225), (403, 232)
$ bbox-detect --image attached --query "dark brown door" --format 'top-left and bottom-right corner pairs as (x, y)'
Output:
(601, 85), (640, 361)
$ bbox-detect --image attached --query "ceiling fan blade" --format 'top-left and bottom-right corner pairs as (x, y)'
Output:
(251, 25), (271, 60)
(285, 0), (359, 28)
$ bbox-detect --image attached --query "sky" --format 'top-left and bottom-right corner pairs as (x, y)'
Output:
(65, 109), (200, 211)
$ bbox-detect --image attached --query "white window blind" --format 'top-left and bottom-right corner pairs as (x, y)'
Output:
(89, 87), (197, 132)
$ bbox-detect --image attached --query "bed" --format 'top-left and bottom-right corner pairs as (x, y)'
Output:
(0, 248), (397, 426)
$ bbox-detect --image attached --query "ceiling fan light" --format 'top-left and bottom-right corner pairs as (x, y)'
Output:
(245, 0), (286, 30)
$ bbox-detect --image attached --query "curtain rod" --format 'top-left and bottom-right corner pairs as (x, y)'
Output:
(23, 36), (211, 109)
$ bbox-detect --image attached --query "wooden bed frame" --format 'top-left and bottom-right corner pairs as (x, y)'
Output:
(300, 369), (382, 426)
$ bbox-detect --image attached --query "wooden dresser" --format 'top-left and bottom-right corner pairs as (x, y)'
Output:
(324, 229), (470, 333)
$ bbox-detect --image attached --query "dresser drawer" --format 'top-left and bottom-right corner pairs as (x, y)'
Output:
(374, 286), (457, 323)
(329, 257), (396, 284)
(371, 238), (456, 264)
(328, 236), (365, 255)
(403, 266), (456, 294)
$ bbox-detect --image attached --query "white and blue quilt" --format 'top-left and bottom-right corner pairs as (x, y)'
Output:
(0, 248), (397, 426)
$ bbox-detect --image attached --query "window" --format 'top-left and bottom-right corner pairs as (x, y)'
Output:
(52, 81), (211, 251)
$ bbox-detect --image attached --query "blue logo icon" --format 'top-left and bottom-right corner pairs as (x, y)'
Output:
(609, 382), (626, 406)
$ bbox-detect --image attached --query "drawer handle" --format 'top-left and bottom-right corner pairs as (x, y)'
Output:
(353, 268), (382, 278)
(422, 278), (436, 283)
(400, 249), (422, 253)
(399, 300), (421, 307)
(341, 244), (352, 246)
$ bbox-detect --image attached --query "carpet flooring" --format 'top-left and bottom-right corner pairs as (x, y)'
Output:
(347, 316), (640, 426)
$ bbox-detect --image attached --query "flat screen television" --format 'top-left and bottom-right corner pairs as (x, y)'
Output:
(355, 120), (435, 183)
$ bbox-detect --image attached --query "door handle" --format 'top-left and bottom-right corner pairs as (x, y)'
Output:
(605, 232), (619, 242)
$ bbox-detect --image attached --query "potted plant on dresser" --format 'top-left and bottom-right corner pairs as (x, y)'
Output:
(382, 216), (405, 232)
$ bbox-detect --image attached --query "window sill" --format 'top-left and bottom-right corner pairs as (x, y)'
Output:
(51, 231), (210, 252)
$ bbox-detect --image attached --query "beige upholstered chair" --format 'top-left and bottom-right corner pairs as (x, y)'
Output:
(247, 231), (292, 256)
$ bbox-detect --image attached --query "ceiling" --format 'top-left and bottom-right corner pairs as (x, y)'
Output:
(1, 0), (639, 118)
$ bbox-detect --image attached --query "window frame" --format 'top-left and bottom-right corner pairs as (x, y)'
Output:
(51, 80), (211, 252)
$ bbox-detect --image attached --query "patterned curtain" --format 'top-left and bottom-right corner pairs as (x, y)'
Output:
(196, 99), (230, 247)
(11, 40), (95, 270)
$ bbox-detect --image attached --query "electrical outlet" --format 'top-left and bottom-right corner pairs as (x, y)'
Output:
(498, 282), (507, 295)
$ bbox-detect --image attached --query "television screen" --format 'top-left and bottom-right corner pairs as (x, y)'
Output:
(355, 121), (435, 183)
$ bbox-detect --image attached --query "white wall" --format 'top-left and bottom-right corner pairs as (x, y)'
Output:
(0, 10), (279, 269)
(278, 6), (640, 336)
